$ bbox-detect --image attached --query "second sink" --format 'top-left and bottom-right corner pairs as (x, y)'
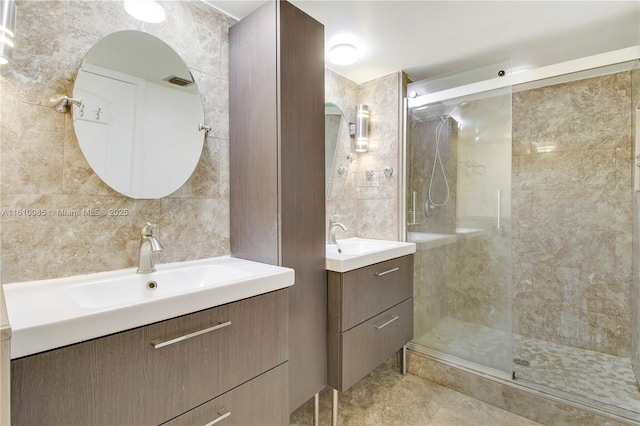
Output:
(326, 238), (416, 272)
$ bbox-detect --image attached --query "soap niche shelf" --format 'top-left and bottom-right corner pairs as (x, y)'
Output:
(354, 167), (394, 187)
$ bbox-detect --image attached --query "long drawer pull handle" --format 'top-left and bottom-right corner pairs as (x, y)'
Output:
(374, 315), (399, 330)
(152, 321), (232, 349)
(204, 408), (231, 426)
(374, 267), (399, 276)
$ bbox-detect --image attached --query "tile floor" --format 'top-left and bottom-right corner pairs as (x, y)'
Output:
(290, 358), (542, 426)
(414, 317), (640, 415)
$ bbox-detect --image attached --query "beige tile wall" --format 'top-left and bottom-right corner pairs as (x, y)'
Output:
(513, 71), (634, 357)
(1, 1), (234, 283)
(325, 69), (402, 241)
(632, 68), (640, 383)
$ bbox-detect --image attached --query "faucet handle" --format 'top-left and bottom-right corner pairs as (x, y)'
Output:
(141, 222), (157, 236)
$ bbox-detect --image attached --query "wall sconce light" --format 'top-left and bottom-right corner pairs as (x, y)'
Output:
(355, 104), (369, 153)
(1, 0), (16, 65)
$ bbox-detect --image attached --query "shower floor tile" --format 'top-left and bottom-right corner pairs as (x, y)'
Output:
(415, 317), (640, 415)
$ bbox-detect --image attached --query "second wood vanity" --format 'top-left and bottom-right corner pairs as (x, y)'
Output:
(327, 253), (414, 392)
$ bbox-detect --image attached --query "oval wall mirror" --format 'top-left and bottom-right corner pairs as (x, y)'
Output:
(72, 30), (205, 199)
(325, 102), (351, 200)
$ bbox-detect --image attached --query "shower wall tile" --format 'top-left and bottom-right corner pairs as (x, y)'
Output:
(511, 94), (532, 156)
(562, 270), (632, 318)
(325, 70), (402, 241)
(632, 67), (640, 383)
(524, 72), (631, 153)
(446, 222), (512, 331)
(1, 1), (234, 283)
(517, 149), (616, 191)
(530, 187), (632, 234)
(615, 230), (633, 279)
(559, 308), (631, 357)
(513, 71), (634, 357)
(516, 225), (616, 273)
(413, 245), (448, 338)
(615, 145), (633, 192)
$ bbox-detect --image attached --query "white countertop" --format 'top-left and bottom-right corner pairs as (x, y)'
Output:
(326, 238), (416, 272)
(3, 256), (294, 359)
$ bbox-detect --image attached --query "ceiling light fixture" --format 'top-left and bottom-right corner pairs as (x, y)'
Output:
(124, 0), (166, 24)
(329, 44), (358, 65)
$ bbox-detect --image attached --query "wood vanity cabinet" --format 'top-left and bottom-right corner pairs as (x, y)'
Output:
(327, 255), (414, 392)
(11, 289), (289, 426)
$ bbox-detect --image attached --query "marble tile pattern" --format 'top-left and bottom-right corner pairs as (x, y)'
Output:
(512, 71), (634, 357)
(414, 316), (640, 417)
(413, 243), (448, 339)
(325, 68), (359, 241)
(290, 357), (543, 426)
(0, 1), (235, 283)
(446, 218), (512, 331)
(325, 69), (402, 241)
(632, 67), (640, 389)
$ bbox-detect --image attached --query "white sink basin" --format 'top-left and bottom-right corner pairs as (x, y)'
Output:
(326, 238), (416, 272)
(3, 256), (294, 358)
(64, 264), (252, 309)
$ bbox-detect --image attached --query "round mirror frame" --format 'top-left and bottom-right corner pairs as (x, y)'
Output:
(72, 30), (205, 199)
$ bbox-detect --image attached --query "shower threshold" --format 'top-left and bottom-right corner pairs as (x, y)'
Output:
(410, 318), (639, 423)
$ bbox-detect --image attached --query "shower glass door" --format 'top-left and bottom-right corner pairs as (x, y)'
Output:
(406, 66), (513, 375)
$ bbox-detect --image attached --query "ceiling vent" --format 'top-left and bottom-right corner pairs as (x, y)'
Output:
(163, 75), (193, 87)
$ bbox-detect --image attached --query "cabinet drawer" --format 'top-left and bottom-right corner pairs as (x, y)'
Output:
(11, 289), (288, 426)
(164, 363), (288, 426)
(339, 297), (413, 391)
(330, 254), (413, 331)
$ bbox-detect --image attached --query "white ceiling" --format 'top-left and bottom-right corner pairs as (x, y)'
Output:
(203, 1), (640, 85)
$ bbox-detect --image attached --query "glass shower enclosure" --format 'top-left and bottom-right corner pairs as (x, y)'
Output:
(405, 63), (513, 376)
(404, 60), (640, 420)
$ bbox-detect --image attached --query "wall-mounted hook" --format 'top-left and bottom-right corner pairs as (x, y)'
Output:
(49, 94), (82, 114)
(199, 123), (211, 134)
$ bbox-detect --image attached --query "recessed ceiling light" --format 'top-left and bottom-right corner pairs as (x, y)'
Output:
(124, 0), (166, 23)
(329, 44), (359, 65)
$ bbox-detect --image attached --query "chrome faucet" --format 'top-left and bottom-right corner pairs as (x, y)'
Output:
(137, 222), (164, 274)
(328, 215), (348, 244)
